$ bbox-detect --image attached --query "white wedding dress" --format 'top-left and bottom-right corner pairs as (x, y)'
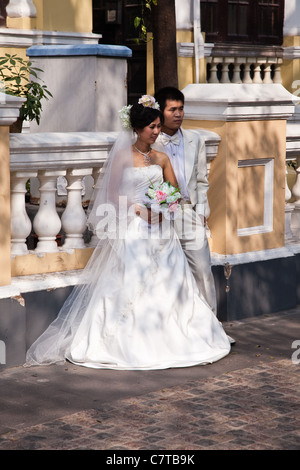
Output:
(25, 164), (230, 370)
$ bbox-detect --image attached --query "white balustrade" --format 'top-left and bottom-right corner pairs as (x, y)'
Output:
(11, 170), (37, 255)
(8, 131), (221, 260)
(206, 57), (282, 85)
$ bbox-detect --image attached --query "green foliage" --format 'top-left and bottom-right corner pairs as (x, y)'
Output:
(134, 0), (157, 44)
(0, 53), (52, 125)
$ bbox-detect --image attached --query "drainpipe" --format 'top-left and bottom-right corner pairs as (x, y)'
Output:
(193, 0), (204, 83)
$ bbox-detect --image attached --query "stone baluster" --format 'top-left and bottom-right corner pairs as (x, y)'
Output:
(232, 59), (242, 84)
(88, 166), (103, 247)
(6, 0), (37, 17)
(252, 62), (263, 84)
(273, 60), (282, 84)
(220, 59), (231, 83)
(242, 60), (252, 84)
(291, 156), (300, 239)
(61, 168), (93, 249)
(285, 165), (295, 242)
(207, 57), (220, 83)
(263, 61), (273, 84)
(11, 170), (37, 255)
(33, 170), (66, 253)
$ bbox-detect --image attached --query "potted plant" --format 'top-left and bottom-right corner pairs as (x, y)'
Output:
(0, 53), (52, 132)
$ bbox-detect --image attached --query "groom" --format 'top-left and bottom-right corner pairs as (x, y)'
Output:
(154, 87), (217, 316)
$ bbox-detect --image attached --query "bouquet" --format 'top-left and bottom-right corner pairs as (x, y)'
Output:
(144, 180), (182, 219)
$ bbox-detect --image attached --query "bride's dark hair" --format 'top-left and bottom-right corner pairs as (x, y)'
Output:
(130, 103), (163, 130)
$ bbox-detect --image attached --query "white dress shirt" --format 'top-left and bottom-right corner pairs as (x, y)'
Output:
(160, 130), (190, 200)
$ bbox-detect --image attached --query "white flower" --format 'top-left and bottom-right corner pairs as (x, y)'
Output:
(138, 95), (160, 110)
(118, 105), (132, 129)
(166, 194), (180, 203)
(147, 188), (157, 199)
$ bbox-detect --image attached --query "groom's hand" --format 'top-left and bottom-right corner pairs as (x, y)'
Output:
(199, 214), (206, 227)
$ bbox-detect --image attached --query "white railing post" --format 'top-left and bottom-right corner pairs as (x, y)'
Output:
(11, 170), (37, 255)
(61, 168), (93, 249)
(33, 170), (66, 253)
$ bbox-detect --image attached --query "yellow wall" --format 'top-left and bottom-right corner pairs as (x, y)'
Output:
(282, 35), (300, 95)
(183, 119), (286, 255)
(0, 127), (11, 286)
(11, 248), (94, 277)
(147, 30), (206, 95)
(7, 0), (93, 33)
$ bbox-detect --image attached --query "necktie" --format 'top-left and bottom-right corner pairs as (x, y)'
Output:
(160, 133), (180, 146)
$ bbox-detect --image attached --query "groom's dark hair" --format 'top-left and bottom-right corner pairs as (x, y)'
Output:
(155, 87), (185, 113)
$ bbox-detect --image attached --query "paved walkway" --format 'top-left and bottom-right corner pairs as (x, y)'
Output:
(1, 308), (300, 450)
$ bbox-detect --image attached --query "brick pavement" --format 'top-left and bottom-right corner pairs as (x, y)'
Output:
(1, 358), (300, 450)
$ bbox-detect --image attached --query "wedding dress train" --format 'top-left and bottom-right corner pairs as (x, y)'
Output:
(25, 165), (230, 370)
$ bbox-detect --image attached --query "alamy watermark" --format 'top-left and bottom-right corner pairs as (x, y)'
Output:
(92, 197), (206, 249)
(291, 340), (300, 365)
(0, 340), (6, 365)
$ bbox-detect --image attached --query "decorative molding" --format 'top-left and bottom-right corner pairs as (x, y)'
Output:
(182, 83), (298, 122)
(177, 42), (214, 58)
(283, 46), (300, 60)
(0, 27), (102, 47)
(0, 270), (84, 300)
(0, 92), (24, 126)
(9, 132), (118, 170)
(211, 246), (296, 266)
(237, 158), (274, 237)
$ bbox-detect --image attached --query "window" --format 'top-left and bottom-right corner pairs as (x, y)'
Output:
(0, 0), (9, 27)
(200, 0), (284, 45)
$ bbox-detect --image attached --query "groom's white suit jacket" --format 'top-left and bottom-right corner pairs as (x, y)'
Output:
(154, 128), (209, 217)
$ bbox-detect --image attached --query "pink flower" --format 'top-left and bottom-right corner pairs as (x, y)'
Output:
(156, 190), (167, 202)
(169, 201), (178, 212)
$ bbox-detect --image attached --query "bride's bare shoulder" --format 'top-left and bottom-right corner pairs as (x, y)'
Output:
(151, 149), (170, 166)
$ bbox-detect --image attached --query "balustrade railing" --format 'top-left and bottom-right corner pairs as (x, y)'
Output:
(9, 132), (117, 259)
(206, 56), (282, 85)
(9, 131), (220, 273)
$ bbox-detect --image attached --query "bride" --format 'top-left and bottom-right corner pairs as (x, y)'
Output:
(25, 95), (231, 370)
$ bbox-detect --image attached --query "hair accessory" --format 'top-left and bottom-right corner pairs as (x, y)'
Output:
(118, 104), (133, 129)
(119, 95), (159, 129)
(138, 95), (160, 110)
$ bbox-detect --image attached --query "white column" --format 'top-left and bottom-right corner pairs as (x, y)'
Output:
(11, 170), (37, 255)
(33, 170), (66, 253)
(61, 168), (92, 249)
(6, 0), (37, 17)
